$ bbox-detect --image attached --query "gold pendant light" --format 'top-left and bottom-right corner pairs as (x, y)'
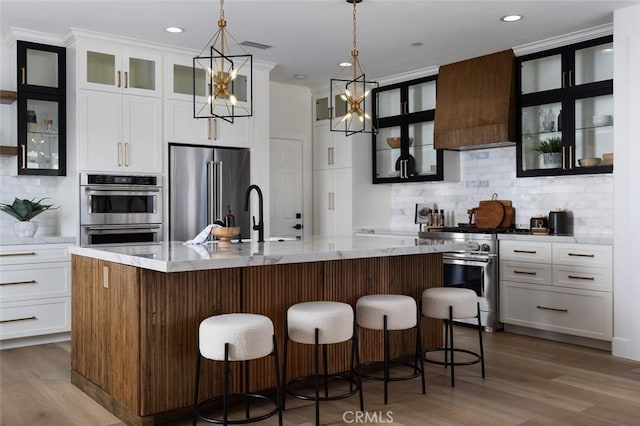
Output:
(330, 0), (378, 135)
(193, 0), (253, 123)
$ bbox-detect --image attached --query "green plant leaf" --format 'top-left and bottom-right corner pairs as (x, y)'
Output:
(0, 197), (60, 221)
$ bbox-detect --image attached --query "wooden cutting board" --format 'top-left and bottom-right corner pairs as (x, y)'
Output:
(476, 200), (504, 228)
(488, 194), (513, 228)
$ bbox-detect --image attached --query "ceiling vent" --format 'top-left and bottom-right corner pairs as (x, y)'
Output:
(239, 40), (273, 50)
(434, 49), (516, 150)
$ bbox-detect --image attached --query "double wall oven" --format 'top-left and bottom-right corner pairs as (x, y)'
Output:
(79, 173), (163, 246)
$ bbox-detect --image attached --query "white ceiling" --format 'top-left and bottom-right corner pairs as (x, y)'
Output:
(2, 0), (638, 90)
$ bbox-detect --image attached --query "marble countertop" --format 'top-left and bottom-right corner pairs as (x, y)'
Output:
(0, 235), (76, 246)
(68, 235), (467, 273)
(497, 233), (613, 245)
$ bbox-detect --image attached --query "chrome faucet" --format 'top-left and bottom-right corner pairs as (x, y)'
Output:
(244, 184), (264, 242)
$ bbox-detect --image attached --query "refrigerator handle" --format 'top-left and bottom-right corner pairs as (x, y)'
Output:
(207, 161), (224, 223)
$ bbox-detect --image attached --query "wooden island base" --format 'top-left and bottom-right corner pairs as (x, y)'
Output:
(71, 253), (443, 425)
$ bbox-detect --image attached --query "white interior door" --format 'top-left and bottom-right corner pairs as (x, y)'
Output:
(270, 138), (303, 238)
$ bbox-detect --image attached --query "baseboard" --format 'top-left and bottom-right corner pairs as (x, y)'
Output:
(504, 324), (611, 351)
(0, 332), (70, 350)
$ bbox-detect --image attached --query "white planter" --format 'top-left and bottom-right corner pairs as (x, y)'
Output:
(12, 221), (38, 238)
(539, 152), (562, 169)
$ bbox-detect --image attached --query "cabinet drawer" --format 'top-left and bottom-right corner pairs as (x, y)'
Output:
(500, 283), (612, 340)
(501, 260), (552, 285)
(500, 241), (551, 263)
(553, 243), (612, 268)
(0, 245), (70, 266)
(553, 265), (612, 292)
(0, 263), (70, 303)
(0, 297), (71, 340)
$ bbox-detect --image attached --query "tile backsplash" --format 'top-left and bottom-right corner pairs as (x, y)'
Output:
(0, 158), (60, 238)
(390, 146), (613, 237)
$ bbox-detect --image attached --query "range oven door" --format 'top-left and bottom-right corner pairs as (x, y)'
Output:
(80, 186), (163, 225)
(80, 224), (162, 246)
(442, 254), (498, 330)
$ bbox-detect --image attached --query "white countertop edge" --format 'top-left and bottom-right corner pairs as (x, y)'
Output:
(0, 235), (77, 246)
(68, 236), (466, 273)
(497, 233), (612, 245)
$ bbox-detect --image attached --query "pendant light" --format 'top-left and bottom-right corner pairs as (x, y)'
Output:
(193, 0), (253, 123)
(330, 0), (378, 135)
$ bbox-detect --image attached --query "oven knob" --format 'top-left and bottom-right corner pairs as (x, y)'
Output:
(466, 242), (481, 251)
(480, 243), (491, 252)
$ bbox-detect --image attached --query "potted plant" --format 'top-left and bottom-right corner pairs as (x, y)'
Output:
(0, 197), (60, 238)
(534, 137), (563, 169)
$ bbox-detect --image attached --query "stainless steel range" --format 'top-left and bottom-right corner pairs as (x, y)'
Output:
(421, 227), (516, 332)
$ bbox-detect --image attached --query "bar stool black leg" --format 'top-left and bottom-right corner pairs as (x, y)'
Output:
(352, 320), (364, 412)
(477, 303), (486, 378)
(416, 309), (426, 395)
(323, 344), (329, 398)
(223, 343), (230, 425)
(444, 316), (450, 369)
(448, 306), (455, 387)
(383, 315), (389, 405)
(314, 328), (320, 426)
(193, 346), (201, 426)
(272, 335), (283, 426)
(282, 318), (289, 411)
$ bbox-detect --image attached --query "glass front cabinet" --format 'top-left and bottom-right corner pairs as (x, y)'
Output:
(372, 75), (443, 183)
(516, 36), (613, 177)
(17, 41), (66, 176)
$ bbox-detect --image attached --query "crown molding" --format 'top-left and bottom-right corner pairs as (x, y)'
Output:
(513, 23), (613, 56)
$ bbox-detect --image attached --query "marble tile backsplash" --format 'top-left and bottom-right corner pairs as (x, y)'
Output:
(390, 146), (613, 237)
(0, 160), (60, 238)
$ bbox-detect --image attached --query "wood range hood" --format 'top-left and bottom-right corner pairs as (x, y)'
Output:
(434, 49), (516, 151)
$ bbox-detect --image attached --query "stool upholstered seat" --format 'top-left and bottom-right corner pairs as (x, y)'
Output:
(356, 294), (425, 404)
(199, 313), (274, 361)
(421, 287), (485, 387)
(287, 301), (353, 344)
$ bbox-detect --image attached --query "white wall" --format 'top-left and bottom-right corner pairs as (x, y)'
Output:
(387, 146), (614, 237)
(612, 4), (640, 361)
(269, 82), (313, 238)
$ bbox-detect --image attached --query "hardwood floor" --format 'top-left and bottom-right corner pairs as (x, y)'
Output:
(2, 327), (639, 425)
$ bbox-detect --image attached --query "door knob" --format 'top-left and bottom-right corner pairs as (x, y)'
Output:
(292, 224), (303, 230)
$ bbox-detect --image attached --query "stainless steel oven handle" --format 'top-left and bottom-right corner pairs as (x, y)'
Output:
(443, 255), (494, 264)
(85, 225), (161, 231)
(85, 188), (161, 194)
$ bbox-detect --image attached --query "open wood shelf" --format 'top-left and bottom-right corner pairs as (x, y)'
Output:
(0, 146), (18, 156)
(0, 90), (17, 104)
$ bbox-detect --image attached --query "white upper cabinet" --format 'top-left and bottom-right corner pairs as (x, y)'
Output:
(312, 123), (352, 170)
(78, 41), (162, 97)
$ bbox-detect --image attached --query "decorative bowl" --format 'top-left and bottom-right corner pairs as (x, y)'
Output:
(578, 157), (602, 167)
(386, 137), (413, 149)
(210, 226), (240, 243)
(592, 115), (613, 127)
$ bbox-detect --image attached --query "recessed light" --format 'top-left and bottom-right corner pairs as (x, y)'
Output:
(411, 42), (423, 47)
(339, 62), (352, 68)
(166, 27), (184, 33)
(500, 15), (523, 22)
(294, 74), (307, 80)
(602, 48), (613, 53)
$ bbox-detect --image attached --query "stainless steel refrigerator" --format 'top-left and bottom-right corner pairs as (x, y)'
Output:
(169, 143), (250, 241)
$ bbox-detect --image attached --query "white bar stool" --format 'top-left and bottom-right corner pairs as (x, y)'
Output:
(421, 287), (486, 387)
(193, 313), (282, 425)
(356, 294), (425, 404)
(283, 301), (363, 426)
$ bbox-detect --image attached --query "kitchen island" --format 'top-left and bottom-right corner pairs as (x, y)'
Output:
(68, 236), (465, 425)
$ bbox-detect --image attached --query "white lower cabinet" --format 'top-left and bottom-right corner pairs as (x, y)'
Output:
(500, 240), (612, 341)
(313, 168), (352, 236)
(0, 244), (72, 348)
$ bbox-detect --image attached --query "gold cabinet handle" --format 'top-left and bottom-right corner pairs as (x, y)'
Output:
(562, 146), (566, 170)
(0, 280), (37, 286)
(513, 270), (537, 275)
(327, 147), (331, 165)
(21, 144), (26, 169)
(514, 249), (537, 254)
(117, 70), (121, 88)
(207, 118), (212, 140)
(0, 252), (36, 257)
(124, 142), (129, 166)
(124, 71), (129, 88)
(568, 70), (573, 87)
(567, 275), (595, 281)
(213, 119), (218, 140)
(561, 71), (566, 89)
(1, 316), (37, 324)
(536, 305), (568, 313)
(117, 142), (123, 166)
(21, 67), (26, 85)
(569, 145), (573, 169)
